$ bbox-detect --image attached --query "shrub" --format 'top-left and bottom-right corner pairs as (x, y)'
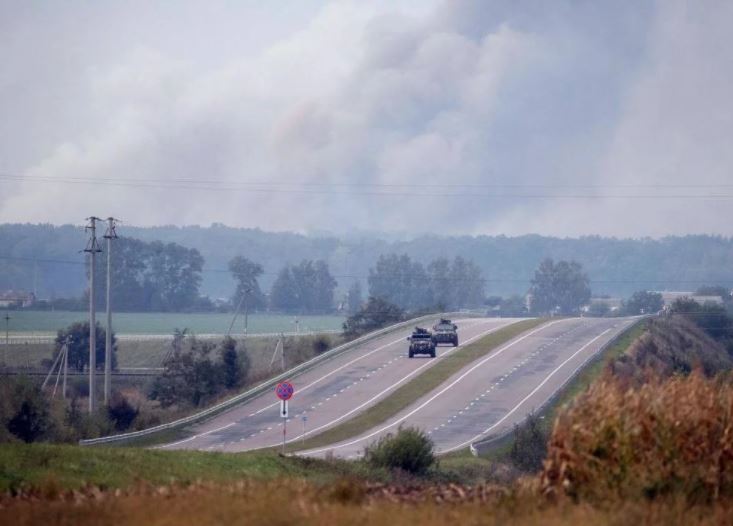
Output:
(107, 393), (139, 432)
(364, 426), (435, 475)
(541, 372), (733, 503)
(3, 378), (53, 443)
(509, 412), (548, 473)
(312, 335), (331, 355)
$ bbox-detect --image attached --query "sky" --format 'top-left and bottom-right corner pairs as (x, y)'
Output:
(1, 0), (732, 238)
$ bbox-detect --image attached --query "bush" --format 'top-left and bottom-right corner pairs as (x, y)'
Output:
(2, 377), (53, 443)
(107, 393), (139, 432)
(508, 412), (548, 473)
(364, 426), (435, 475)
(312, 335), (331, 355)
(542, 372), (733, 503)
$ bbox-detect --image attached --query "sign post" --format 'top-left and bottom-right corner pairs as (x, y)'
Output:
(275, 381), (294, 454)
(301, 414), (307, 444)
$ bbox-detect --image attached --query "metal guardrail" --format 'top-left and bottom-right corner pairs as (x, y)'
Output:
(80, 312), (472, 446)
(469, 317), (645, 456)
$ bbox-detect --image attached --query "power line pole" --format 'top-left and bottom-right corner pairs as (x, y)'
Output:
(84, 216), (102, 414)
(3, 313), (9, 367)
(103, 217), (118, 405)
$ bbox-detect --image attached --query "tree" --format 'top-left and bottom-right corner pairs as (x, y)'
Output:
(6, 379), (51, 442)
(92, 237), (205, 312)
(587, 302), (611, 317)
(150, 334), (222, 408)
(270, 267), (298, 312)
(346, 281), (363, 315)
(54, 321), (117, 373)
(271, 260), (336, 313)
(670, 298), (733, 343)
(427, 258), (451, 309)
(498, 295), (528, 317)
(343, 297), (404, 338)
(228, 256), (266, 311)
(449, 256), (485, 309)
(220, 336), (243, 389)
(529, 259), (591, 315)
(622, 290), (663, 315)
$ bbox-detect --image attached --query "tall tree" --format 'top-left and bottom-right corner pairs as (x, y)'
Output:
(529, 259), (591, 315)
(54, 321), (117, 372)
(270, 266), (298, 312)
(346, 281), (363, 315)
(622, 290), (663, 315)
(271, 260), (337, 313)
(427, 258), (451, 309)
(228, 256), (266, 311)
(368, 254), (428, 311)
(449, 256), (485, 309)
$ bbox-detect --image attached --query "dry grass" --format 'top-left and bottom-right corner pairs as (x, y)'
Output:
(542, 371), (733, 503)
(3, 478), (733, 526)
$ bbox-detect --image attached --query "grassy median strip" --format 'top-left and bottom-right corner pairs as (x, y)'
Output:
(291, 318), (545, 453)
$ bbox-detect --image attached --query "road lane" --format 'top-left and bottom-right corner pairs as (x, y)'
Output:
(300, 317), (638, 458)
(160, 316), (522, 452)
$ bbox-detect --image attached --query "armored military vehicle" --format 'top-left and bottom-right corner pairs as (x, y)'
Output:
(407, 327), (436, 358)
(432, 318), (458, 346)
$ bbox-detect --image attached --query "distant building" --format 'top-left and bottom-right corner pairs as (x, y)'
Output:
(656, 291), (724, 307)
(0, 290), (36, 308)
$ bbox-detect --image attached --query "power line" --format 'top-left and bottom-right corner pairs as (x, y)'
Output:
(2, 173), (733, 199)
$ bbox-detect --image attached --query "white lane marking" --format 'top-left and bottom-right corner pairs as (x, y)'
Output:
(441, 327), (613, 453)
(154, 421), (236, 449)
(300, 320), (565, 456)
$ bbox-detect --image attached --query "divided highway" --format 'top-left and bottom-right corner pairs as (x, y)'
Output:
(300, 316), (638, 458)
(159, 317), (520, 452)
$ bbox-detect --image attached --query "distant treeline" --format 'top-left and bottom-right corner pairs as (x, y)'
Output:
(2, 224), (733, 303)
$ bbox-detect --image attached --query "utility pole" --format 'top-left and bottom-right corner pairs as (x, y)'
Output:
(103, 217), (118, 405)
(3, 313), (9, 367)
(243, 286), (252, 338)
(84, 217), (102, 413)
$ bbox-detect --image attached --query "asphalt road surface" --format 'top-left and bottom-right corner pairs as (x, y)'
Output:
(159, 317), (522, 452)
(299, 316), (638, 458)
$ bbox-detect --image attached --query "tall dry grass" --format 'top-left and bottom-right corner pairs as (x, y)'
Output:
(541, 371), (733, 503)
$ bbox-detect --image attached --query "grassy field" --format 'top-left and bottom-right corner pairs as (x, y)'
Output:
(2, 310), (345, 336)
(1, 442), (730, 526)
(291, 319), (545, 452)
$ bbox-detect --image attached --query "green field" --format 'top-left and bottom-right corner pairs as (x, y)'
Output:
(2, 310), (345, 336)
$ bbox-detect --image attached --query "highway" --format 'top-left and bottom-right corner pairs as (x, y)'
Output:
(159, 316), (521, 452)
(299, 316), (638, 458)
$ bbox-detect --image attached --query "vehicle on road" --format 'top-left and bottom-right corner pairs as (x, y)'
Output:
(407, 327), (437, 358)
(432, 318), (459, 346)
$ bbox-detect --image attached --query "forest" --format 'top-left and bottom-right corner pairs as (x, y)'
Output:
(2, 223), (733, 304)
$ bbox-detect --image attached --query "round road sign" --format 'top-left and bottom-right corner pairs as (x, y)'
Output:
(275, 381), (294, 401)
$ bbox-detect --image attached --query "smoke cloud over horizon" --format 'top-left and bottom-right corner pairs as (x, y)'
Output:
(1, 1), (732, 238)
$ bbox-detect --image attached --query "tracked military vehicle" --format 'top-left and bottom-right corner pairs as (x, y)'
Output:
(432, 318), (459, 346)
(407, 327), (436, 358)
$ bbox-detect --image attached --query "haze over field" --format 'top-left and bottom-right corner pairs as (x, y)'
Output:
(1, 1), (732, 237)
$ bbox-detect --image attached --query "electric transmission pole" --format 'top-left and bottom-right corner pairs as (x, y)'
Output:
(84, 217), (102, 413)
(103, 217), (118, 405)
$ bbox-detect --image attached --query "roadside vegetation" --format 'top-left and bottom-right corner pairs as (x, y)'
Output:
(4, 306), (733, 523)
